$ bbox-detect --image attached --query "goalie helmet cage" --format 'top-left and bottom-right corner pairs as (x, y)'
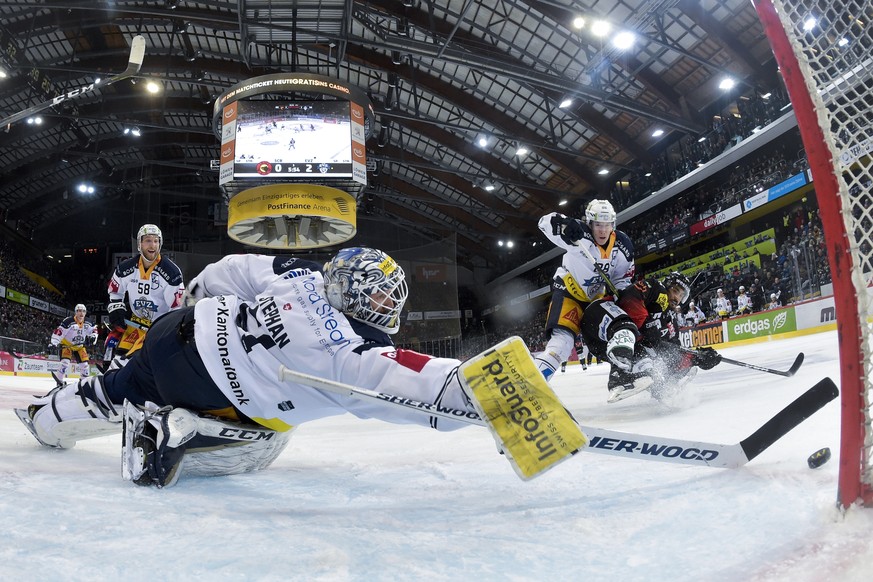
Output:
(753, 0), (873, 508)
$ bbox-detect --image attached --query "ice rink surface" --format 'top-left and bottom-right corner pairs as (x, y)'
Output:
(2, 329), (872, 581)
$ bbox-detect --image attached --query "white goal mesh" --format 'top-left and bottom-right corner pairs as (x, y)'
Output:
(754, 0), (873, 507)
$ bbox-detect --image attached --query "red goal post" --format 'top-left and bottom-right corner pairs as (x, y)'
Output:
(753, 0), (873, 508)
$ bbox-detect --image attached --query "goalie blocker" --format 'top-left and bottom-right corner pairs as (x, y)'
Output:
(458, 337), (588, 480)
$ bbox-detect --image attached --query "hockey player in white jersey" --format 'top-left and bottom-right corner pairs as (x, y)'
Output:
(17, 248), (496, 488)
(49, 304), (99, 387)
(535, 199), (636, 380)
(736, 285), (753, 315)
(715, 288), (732, 319)
(104, 224), (184, 367)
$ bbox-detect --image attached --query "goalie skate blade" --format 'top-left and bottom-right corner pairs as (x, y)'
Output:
(14, 408), (61, 448)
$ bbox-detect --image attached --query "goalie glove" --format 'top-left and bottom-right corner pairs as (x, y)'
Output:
(606, 328), (637, 371)
(691, 347), (721, 370)
(182, 277), (207, 306)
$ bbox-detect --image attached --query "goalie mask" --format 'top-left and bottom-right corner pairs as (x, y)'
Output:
(323, 247), (408, 334)
(137, 224), (163, 258)
(662, 272), (691, 308)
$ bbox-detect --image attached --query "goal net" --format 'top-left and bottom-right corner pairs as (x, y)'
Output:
(754, 0), (873, 507)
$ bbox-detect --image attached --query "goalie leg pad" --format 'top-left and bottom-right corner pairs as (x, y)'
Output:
(19, 376), (122, 448)
(122, 403), (293, 488)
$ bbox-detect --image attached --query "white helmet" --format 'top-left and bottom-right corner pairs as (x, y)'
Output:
(585, 199), (616, 225)
(75, 304), (87, 313)
(323, 247), (408, 334)
(137, 224), (163, 255)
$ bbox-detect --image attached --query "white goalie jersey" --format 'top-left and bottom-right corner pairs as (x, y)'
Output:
(538, 213), (635, 302)
(189, 255), (471, 433)
(108, 255), (185, 326)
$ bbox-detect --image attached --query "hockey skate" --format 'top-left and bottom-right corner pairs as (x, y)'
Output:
(15, 377), (122, 448)
(606, 356), (657, 403)
(14, 407), (60, 448)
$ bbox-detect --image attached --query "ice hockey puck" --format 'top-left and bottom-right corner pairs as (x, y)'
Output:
(807, 447), (831, 469)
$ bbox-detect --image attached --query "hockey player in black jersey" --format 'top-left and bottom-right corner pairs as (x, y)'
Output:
(579, 272), (722, 402)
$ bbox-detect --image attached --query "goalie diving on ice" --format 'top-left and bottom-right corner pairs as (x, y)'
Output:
(14, 247), (836, 487)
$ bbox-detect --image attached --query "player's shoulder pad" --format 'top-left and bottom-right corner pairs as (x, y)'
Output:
(614, 230), (635, 256)
(272, 256), (323, 275)
(154, 257), (183, 285)
(59, 316), (75, 328)
(114, 256), (139, 276)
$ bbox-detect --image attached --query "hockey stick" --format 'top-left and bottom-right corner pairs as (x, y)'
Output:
(0, 35), (146, 129)
(682, 347), (804, 377)
(278, 365), (838, 470)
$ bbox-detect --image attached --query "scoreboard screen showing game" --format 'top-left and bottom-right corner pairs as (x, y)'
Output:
(232, 100), (353, 179)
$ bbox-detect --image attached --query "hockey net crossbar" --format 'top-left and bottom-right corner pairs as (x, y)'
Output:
(754, 0), (873, 508)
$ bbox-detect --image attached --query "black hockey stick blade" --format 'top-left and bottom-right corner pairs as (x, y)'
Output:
(718, 352), (805, 376)
(1, 35), (145, 129)
(684, 348), (804, 377)
(785, 352), (805, 376)
(740, 377), (838, 462)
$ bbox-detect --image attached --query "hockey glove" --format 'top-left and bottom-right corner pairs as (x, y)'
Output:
(105, 330), (121, 351)
(606, 328), (636, 371)
(107, 301), (127, 331)
(561, 219), (585, 245)
(549, 215), (585, 245)
(691, 347), (722, 370)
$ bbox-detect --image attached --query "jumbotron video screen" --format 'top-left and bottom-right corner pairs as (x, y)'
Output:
(232, 100), (353, 179)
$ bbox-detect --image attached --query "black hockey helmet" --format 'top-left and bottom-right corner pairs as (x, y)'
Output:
(662, 271), (691, 307)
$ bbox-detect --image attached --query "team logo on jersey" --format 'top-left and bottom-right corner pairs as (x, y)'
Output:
(560, 306), (581, 327)
(108, 279), (120, 293)
(656, 292), (669, 312)
(381, 349), (433, 372)
(283, 303), (293, 310)
(132, 298), (158, 315)
(150, 273), (163, 288)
